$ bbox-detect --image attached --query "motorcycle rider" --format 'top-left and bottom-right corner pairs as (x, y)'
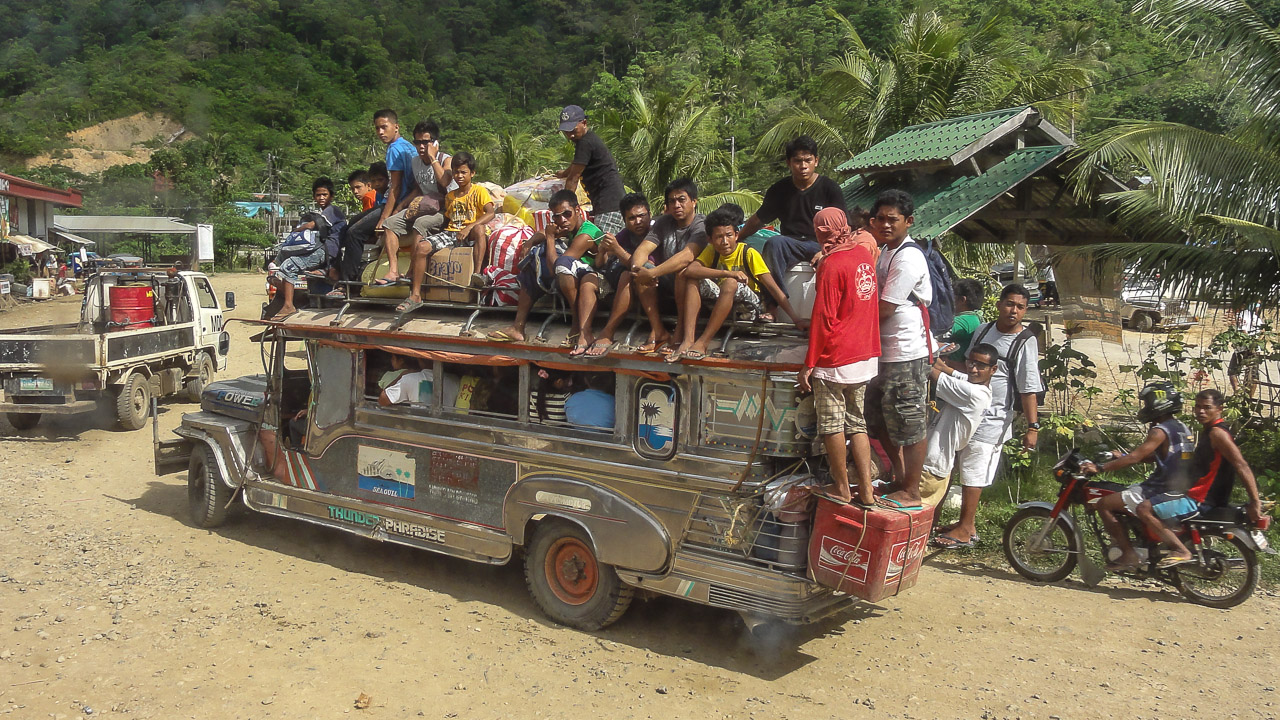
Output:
(1082, 383), (1199, 570)
(1189, 388), (1265, 524)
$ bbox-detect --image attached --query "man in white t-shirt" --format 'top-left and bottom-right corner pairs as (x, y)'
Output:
(378, 355), (433, 407)
(934, 284), (1043, 548)
(865, 189), (934, 510)
(920, 345), (996, 519)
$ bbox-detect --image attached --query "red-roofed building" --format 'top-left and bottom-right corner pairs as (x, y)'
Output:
(0, 171), (84, 240)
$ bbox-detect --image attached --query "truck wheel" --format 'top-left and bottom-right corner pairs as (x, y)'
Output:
(188, 444), (232, 528)
(524, 519), (633, 631)
(115, 373), (151, 431)
(6, 412), (40, 431)
(186, 353), (215, 402)
(1132, 312), (1155, 333)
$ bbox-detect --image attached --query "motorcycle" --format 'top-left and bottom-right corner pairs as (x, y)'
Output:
(1002, 449), (1275, 608)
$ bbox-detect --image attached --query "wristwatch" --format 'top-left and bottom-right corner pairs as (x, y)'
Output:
(1027, 421), (1041, 430)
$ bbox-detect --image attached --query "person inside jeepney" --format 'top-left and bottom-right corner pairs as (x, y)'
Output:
(628, 178), (708, 355)
(379, 354), (433, 407)
(529, 367), (578, 424)
(487, 190), (604, 344)
(573, 193), (654, 359)
(668, 207), (806, 362)
(565, 372), (616, 430)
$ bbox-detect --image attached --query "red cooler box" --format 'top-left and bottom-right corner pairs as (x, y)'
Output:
(808, 497), (935, 602)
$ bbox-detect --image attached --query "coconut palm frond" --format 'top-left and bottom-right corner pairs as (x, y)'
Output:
(1194, 214), (1280, 252)
(700, 190), (764, 217)
(1076, 239), (1280, 306)
(756, 106), (854, 162)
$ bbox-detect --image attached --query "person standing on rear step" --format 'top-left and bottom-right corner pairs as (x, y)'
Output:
(920, 347), (996, 516)
(736, 135), (847, 318)
(933, 283), (1043, 548)
(555, 104), (625, 236)
(864, 189), (933, 511)
(798, 207), (880, 506)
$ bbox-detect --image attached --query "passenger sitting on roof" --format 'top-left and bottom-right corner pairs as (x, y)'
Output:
(373, 121), (454, 287)
(628, 178), (708, 354)
(269, 177), (346, 320)
(399, 151), (494, 314)
(576, 193), (654, 358)
(565, 373), (616, 429)
(378, 354), (433, 407)
(487, 190), (603, 344)
(667, 207), (804, 362)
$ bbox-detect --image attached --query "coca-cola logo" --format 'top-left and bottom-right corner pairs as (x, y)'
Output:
(885, 536), (929, 580)
(818, 536), (869, 582)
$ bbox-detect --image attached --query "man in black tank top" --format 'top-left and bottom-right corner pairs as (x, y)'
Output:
(1189, 389), (1264, 524)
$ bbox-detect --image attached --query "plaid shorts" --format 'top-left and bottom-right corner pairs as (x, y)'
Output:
(421, 229), (458, 252)
(866, 357), (930, 446)
(813, 378), (867, 436)
(698, 278), (762, 318)
(592, 211), (624, 235)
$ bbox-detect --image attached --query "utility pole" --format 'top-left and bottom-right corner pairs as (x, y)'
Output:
(728, 136), (737, 191)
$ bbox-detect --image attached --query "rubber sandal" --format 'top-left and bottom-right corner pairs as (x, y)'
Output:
(663, 350), (684, 364)
(1156, 555), (1195, 569)
(559, 333), (580, 349)
(372, 274), (400, 286)
(930, 534), (974, 550)
(324, 289), (346, 298)
(568, 344), (588, 358)
(395, 299), (424, 314)
(683, 350), (705, 361)
(877, 496), (924, 511)
(635, 340), (659, 354)
(585, 340), (614, 358)
(814, 491), (850, 506)
(757, 312), (776, 324)
(487, 329), (520, 342)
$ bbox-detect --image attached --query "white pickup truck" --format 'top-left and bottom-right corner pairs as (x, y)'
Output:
(0, 270), (234, 430)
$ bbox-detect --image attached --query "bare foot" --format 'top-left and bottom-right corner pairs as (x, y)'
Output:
(811, 483), (853, 503)
(489, 327), (525, 342)
(271, 305), (297, 320)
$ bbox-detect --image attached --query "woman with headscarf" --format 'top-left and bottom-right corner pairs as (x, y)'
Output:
(797, 206), (883, 506)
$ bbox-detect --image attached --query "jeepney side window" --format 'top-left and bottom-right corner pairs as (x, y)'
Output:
(633, 380), (678, 460)
(528, 367), (616, 433)
(440, 362), (519, 418)
(361, 349), (432, 411)
(310, 343), (355, 428)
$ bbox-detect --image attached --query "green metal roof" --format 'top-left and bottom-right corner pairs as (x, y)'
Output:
(842, 145), (1069, 241)
(836, 106), (1030, 174)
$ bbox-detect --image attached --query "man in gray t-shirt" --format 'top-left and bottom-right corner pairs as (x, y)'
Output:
(934, 284), (1043, 549)
(628, 178), (707, 352)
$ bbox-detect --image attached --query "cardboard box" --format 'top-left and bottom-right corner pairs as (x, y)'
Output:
(422, 246), (477, 304)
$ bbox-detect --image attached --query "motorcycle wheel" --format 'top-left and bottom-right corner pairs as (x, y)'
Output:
(1173, 535), (1258, 609)
(1003, 507), (1079, 583)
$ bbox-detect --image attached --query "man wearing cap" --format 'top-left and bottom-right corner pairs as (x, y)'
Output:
(556, 105), (625, 236)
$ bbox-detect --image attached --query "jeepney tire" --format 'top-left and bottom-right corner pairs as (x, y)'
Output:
(1132, 312), (1155, 333)
(115, 373), (151, 431)
(186, 353), (216, 402)
(6, 412), (40, 431)
(525, 519), (634, 631)
(188, 444), (232, 528)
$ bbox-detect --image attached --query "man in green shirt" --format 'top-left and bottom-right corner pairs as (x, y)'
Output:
(945, 278), (985, 366)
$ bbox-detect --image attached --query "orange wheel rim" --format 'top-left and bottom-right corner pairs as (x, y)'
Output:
(544, 537), (599, 605)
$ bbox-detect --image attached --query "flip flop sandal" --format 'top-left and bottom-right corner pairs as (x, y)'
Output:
(568, 344), (589, 358)
(683, 350), (706, 361)
(395, 299), (424, 314)
(324, 289), (347, 298)
(371, 277), (397, 286)
(559, 333), (581, 349)
(585, 340), (614, 358)
(1156, 555), (1195, 569)
(635, 340), (659, 354)
(663, 350), (684, 364)
(487, 330), (519, 342)
(877, 496), (924, 511)
(930, 534), (975, 550)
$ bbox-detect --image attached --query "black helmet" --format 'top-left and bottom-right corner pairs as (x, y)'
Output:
(1137, 382), (1182, 423)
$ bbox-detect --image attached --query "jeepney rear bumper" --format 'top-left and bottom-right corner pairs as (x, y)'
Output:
(619, 551), (855, 625)
(0, 400), (98, 415)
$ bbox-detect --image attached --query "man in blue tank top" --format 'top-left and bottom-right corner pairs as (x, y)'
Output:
(1082, 383), (1197, 570)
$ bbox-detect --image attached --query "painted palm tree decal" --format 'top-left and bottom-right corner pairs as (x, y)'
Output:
(637, 384), (676, 453)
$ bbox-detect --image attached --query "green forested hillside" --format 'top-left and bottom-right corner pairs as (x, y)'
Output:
(2, 0), (1274, 223)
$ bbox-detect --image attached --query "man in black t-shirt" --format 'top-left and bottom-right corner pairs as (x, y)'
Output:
(737, 136), (847, 312)
(556, 104), (626, 235)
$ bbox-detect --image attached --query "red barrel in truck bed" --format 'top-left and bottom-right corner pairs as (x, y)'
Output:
(808, 497), (934, 603)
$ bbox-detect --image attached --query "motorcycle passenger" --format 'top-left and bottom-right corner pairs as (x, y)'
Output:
(1189, 389), (1265, 524)
(1082, 383), (1198, 570)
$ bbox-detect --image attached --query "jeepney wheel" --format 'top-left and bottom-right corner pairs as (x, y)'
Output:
(6, 412), (40, 431)
(115, 372), (151, 431)
(1132, 312), (1155, 333)
(186, 353), (215, 402)
(525, 519), (634, 631)
(188, 444), (232, 528)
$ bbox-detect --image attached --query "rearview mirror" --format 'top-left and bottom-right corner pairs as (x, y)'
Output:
(1094, 451), (1115, 463)
(224, 291), (236, 310)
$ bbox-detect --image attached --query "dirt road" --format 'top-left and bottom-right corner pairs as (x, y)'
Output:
(1, 275), (1276, 720)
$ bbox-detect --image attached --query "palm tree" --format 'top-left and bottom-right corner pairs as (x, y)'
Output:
(481, 128), (558, 187)
(758, 9), (1096, 161)
(1070, 0), (1280, 307)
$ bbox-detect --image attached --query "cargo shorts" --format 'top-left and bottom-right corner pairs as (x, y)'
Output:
(813, 377), (867, 436)
(866, 357), (930, 446)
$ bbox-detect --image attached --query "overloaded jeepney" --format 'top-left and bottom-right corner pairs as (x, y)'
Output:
(155, 304), (932, 630)
(1, 269), (233, 431)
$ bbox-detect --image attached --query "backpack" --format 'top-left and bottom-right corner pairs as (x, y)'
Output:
(916, 238), (956, 339)
(972, 322), (1046, 408)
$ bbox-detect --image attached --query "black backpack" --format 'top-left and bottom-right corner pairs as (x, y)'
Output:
(972, 322), (1046, 408)
(895, 239), (956, 340)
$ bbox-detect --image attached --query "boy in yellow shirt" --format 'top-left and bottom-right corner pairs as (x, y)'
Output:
(668, 206), (805, 361)
(402, 151), (494, 312)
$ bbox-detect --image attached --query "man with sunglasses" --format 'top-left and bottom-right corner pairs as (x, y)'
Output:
(919, 346), (997, 514)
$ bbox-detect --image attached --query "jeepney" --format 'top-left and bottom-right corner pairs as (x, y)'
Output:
(155, 305), (905, 630)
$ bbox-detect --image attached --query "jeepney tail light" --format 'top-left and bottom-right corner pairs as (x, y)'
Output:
(79, 378), (100, 390)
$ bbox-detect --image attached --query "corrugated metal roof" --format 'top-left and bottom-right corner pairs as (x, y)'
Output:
(53, 215), (197, 234)
(843, 145), (1069, 241)
(836, 106), (1030, 174)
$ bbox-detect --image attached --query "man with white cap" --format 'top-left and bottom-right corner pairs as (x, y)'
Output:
(555, 104), (625, 235)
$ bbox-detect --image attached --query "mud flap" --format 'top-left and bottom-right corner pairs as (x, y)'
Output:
(152, 395), (193, 475)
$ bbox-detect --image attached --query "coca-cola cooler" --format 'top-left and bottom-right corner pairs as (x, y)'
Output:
(808, 496), (935, 602)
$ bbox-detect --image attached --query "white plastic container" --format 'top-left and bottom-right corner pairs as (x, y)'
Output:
(31, 278), (53, 299)
(779, 263), (815, 321)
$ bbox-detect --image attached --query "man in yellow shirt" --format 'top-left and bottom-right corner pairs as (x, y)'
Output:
(402, 151), (494, 312)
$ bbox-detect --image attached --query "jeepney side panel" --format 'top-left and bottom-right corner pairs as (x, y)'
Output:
(698, 370), (811, 457)
(174, 411), (259, 487)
